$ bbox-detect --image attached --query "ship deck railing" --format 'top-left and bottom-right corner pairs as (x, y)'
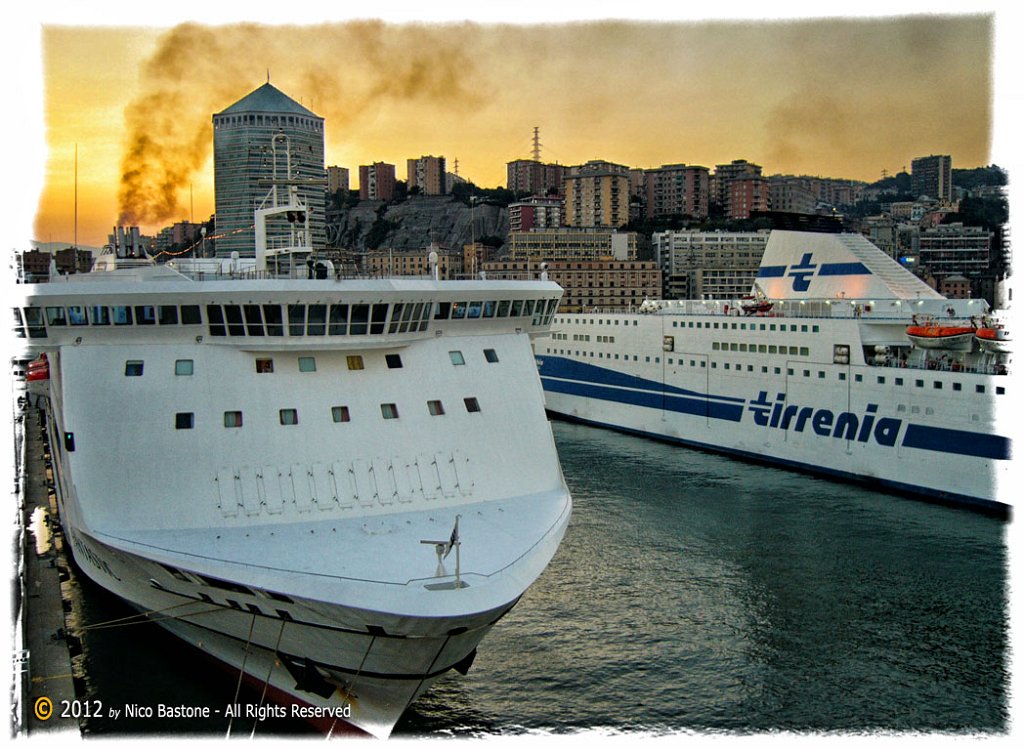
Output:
(868, 358), (1009, 377)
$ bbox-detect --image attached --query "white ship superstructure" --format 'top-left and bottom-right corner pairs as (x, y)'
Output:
(538, 230), (1010, 515)
(15, 187), (571, 736)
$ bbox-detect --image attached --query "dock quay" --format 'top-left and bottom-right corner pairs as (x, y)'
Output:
(12, 402), (81, 737)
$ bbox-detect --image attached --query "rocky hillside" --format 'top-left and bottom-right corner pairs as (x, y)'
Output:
(325, 195), (509, 252)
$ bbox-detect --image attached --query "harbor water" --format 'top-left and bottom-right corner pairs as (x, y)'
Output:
(56, 420), (1008, 738)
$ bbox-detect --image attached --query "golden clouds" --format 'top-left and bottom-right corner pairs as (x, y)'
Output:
(37, 15), (992, 246)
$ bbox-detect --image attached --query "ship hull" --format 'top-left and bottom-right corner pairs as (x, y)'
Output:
(538, 349), (1010, 516)
(18, 274), (572, 737)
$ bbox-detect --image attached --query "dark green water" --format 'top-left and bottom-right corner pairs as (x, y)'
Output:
(65, 420), (1009, 738)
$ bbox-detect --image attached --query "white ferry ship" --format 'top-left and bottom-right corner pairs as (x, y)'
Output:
(15, 187), (572, 736)
(538, 230), (1011, 515)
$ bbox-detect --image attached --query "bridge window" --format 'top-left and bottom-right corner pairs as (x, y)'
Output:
(134, 305), (156, 325)
(158, 306), (179, 325)
(307, 304), (326, 335)
(46, 307), (67, 326)
(262, 305), (283, 336)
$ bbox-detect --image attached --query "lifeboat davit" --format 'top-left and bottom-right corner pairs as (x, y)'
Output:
(26, 353), (50, 382)
(905, 325), (976, 351)
(974, 326), (1011, 354)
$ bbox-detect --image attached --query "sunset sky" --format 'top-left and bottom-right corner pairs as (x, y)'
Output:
(5, 3), (1021, 250)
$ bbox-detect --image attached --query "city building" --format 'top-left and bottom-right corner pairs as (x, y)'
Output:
(767, 176), (817, 215)
(652, 230), (770, 299)
(938, 274), (972, 299)
(506, 159), (565, 195)
(711, 159), (762, 211)
(643, 164), (710, 219)
(508, 228), (641, 263)
(360, 243), (464, 279)
(327, 165), (350, 194)
(911, 154), (953, 202)
(566, 160), (632, 177)
(481, 260), (661, 312)
(563, 171), (631, 228)
(917, 222), (991, 277)
(154, 221), (205, 257)
(20, 247), (94, 281)
(212, 82), (326, 257)
(508, 196), (562, 233)
(726, 177), (770, 220)
(407, 155), (447, 195)
(359, 162), (397, 202)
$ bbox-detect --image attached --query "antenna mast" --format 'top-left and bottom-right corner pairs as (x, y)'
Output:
(531, 127), (542, 162)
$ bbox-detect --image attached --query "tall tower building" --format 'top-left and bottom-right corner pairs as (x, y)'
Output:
(213, 83), (326, 257)
(911, 154), (953, 202)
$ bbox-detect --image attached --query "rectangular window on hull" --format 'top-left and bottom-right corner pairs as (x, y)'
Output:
(175, 413), (194, 429)
(332, 406), (351, 423)
(380, 403), (399, 420)
(224, 411), (243, 428)
(125, 360), (144, 376)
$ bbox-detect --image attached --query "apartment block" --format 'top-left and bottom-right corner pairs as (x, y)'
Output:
(653, 230), (769, 299)
(361, 244), (464, 278)
(508, 228), (640, 263)
(327, 165), (350, 194)
(506, 159), (565, 195)
(509, 196), (563, 232)
(917, 222), (990, 276)
(911, 154), (953, 202)
(359, 162), (396, 201)
(563, 171), (631, 228)
(644, 164), (710, 219)
(482, 260), (662, 312)
(407, 155), (447, 195)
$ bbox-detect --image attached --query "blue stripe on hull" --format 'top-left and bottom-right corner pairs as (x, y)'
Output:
(542, 376), (744, 422)
(901, 424), (1012, 461)
(547, 409), (1009, 518)
(537, 356), (742, 403)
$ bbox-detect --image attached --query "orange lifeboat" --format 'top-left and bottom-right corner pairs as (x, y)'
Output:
(26, 353), (50, 382)
(975, 326), (1011, 354)
(905, 325), (976, 351)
